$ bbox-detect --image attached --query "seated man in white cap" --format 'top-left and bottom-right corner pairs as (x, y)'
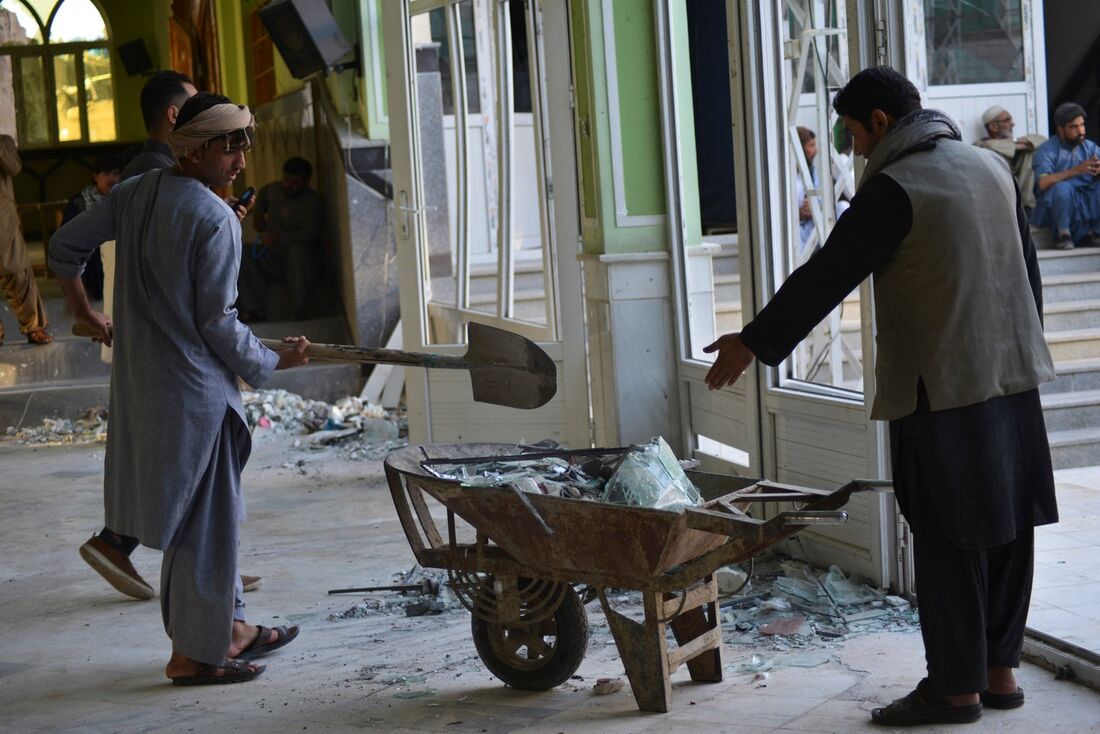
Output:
(49, 92), (311, 685)
(974, 105), (1046, 209)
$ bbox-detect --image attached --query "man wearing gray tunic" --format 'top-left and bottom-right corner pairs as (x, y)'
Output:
(705, 68), (1056, 726)
(51, 93), (308, 685)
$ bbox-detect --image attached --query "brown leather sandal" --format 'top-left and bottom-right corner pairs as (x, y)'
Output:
(170, 658), (265, 686)
(26, 329), (54, 345)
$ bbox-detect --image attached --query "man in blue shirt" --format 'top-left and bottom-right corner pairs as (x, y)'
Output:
(1031, 102), (1100, 249)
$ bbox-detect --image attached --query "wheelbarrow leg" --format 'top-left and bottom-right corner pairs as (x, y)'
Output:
(597, 577), (724, 713)
(597, 590), (672, 713)
(666, 574), (723, 682)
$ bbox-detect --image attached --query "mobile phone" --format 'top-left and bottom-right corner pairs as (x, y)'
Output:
(237, 186), (256, 207)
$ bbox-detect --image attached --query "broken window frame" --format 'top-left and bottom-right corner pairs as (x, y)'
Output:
(775, 0), (863, 397)
(411, 0), (559, 345)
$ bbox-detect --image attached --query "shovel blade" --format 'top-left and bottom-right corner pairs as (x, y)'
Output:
(465, 322), (557, 409)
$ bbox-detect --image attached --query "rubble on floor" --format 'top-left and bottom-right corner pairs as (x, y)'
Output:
(327, 566), (462, 620)
(3, 389), (406, 460)
(716, 555), (920, 673)
(4, 407), (107, 445)
(330, 554), (919, 678)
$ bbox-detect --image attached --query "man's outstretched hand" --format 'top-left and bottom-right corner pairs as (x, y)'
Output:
(274, 335), (311, 370)
(703, 333), (756, 391)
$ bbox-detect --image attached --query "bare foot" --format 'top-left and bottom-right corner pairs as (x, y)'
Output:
(987, 666), (1019, 695)
(227, 620), (279, 658)
(944, 692), (980, 707)
(164, 650), (261, 680)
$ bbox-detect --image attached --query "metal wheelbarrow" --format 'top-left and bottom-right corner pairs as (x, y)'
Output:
(383, 443), (878, 713)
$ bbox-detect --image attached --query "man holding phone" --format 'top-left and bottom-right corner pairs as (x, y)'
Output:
(1031, 102), (1100, 249)
(237, 157), (324, 322)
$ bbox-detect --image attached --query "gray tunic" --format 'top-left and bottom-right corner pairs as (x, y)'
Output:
(49, 170), (279, 549)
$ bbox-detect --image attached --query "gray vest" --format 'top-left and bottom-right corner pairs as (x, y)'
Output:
(871, 139), (1055, 420)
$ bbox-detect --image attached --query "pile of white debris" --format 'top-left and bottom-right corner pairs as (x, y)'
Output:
(5, 390), (404, 455)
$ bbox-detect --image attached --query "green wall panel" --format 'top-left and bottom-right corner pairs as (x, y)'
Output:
(610, 0), (665, 219)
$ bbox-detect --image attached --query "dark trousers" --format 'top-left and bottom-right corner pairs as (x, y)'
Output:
(911, 519), (1033, 695)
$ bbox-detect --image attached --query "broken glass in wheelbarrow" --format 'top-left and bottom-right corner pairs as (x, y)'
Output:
(422, 436), (703, 511)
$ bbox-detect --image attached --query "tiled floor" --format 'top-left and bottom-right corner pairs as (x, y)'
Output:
(1032, 467), (1100, 656)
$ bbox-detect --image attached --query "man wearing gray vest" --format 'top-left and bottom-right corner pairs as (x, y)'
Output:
(704, 67), (1057, 726)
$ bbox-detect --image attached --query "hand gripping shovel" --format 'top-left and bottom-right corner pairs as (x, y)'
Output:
(73, 320), (556, 410)
(258, 323), (556, 410)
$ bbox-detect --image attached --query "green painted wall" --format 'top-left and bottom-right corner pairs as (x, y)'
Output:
(98, 0), (166, 143)
(671, 0), (701, 249)
(215, 0), (248, 105)
(358, 0), (387, 140)
(570, 0), (667, 255)
(610, 1), (664, 219)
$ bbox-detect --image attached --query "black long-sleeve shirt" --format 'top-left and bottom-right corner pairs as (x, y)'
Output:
(739, 171), (1042, 364)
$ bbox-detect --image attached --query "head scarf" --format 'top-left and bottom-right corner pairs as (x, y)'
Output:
(1053, 102), (1086, 129)
(170, 103), (255, 158)
(981, 105), (1008, 126)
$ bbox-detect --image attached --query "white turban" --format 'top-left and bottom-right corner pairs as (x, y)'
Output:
(981, 105), (1008, 126)
(170, 103), (255, 158)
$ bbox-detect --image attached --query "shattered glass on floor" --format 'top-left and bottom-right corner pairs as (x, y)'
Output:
(329, 554), (920, 678)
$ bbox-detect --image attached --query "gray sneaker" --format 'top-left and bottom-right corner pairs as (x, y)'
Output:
(1055, 233), (1075, 250)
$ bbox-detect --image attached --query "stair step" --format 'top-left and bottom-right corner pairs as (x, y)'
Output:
(1047, 426), (1100, 470)
(1044, 327), (1100, 361)
(1041, 272), (1100, 303)
(1043, 299), (1100, 331)
(1041, 388), (1100, 431)
(1042, 358), (1100, 394)
(1037, 248), (1100, 276)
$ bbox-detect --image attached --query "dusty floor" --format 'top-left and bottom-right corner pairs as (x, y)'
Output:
(2, 432), (1099, 733)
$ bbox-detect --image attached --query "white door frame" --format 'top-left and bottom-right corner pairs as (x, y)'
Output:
(383, 0), (589, 446)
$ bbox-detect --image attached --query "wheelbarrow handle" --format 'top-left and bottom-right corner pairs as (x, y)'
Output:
(779, 510), (848, 525)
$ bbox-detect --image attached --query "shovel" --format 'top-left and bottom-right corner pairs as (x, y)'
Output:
(73, 320), (556, 410)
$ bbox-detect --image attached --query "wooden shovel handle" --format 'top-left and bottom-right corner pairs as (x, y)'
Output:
(258, 338), (467, 369)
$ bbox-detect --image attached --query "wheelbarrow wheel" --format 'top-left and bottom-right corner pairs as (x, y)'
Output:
(471, 582), (589, 691)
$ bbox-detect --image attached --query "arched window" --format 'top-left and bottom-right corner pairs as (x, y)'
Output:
(0, 0), (115, 147)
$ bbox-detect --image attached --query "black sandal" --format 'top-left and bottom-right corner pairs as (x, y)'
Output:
(871, 679), (983, 726)
(236, 624), (299, 662)
(981, 687), (1024, 709)
(170, 658), (265, 686)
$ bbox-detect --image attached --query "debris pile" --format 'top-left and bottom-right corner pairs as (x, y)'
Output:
(328, 565), (461, 621)
(5, 407), (108, 446)
(716, 556), (919, 669)
(243, 390), (391, 434)
(425, 437), (702, 511)
(4, 389), (406, 461)
(245, 389), (405, 461)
